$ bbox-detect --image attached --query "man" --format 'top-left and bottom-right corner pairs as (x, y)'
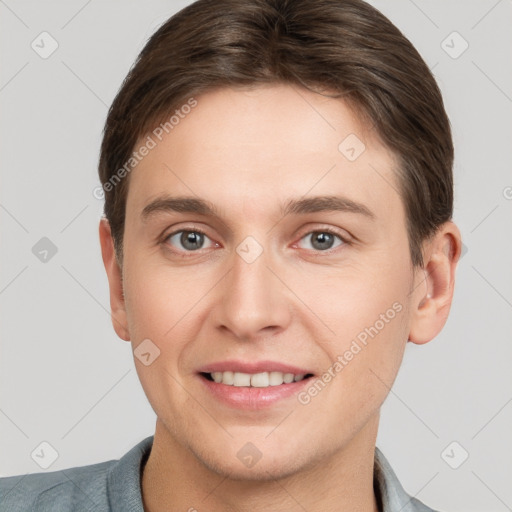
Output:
(0, 0), (461, 510)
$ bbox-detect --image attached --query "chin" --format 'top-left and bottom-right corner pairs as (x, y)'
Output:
(202, 455), (306, 482)
(188, 438), (326, 483)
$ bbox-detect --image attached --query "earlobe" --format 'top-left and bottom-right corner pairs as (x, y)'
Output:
(408, 221), (462, 345)
(98, 217), (130, 341)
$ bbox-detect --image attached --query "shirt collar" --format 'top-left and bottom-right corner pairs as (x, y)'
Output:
(107, 436), (430, 512)
(374, 446), (433, 511)
(107, 436), (152, 512)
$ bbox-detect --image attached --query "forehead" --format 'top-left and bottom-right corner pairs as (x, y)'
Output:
(125, 84), (402, 224)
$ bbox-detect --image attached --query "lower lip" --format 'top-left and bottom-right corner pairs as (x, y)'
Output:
(199, 374), (312, 410)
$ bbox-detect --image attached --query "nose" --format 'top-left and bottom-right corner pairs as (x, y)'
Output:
(212, 242), (292, 342)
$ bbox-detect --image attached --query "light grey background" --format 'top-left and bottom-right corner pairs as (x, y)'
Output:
(1, 1), (511, 511)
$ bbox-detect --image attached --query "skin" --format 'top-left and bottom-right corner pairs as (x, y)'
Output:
(99, 84), (461, 512)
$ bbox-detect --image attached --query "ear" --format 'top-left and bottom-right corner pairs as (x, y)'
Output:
(408, 221), (462, 345)
(99, 217), (130, 341)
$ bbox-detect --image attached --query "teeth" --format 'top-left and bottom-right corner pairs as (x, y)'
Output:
(233, 372), (251, 387)
(250, 372), (269, 387)
(209, 371), (308, 387)
(283, 373), (294, 384)
(221, 371), (234, 385)
(269, 371), (284, 386)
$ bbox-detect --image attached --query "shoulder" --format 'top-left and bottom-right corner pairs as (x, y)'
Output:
(0, 459), (114, 512)
(0, 436), (153, 512)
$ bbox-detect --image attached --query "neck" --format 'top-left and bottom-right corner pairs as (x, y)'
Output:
(142, 416), (380, 512)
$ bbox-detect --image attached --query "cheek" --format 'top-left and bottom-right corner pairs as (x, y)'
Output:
(306, 257), (411, 399)
(122, 264), (199, 420)
(123, 252), (193, 341)
(124, 276), (169, 342)
(122, 257), (210, 375)
(299, 298), (409, 439)
(306, 259), (409, 340)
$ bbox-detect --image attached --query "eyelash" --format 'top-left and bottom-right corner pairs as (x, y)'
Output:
(161, 225), (350, 256)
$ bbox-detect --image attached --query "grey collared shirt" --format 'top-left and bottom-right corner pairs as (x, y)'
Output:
(0, 436), (439, 511)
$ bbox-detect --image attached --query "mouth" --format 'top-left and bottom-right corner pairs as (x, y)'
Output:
(196, 361), (316, 409)
(200, 371), (314, 387)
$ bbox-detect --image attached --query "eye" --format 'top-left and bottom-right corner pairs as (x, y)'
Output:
(164, 229), (217, 252)
(162, 227), (348, 255)
(297, 229), (346, 252)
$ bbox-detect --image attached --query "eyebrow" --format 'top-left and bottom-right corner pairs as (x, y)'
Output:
(140, 195), (376, 222)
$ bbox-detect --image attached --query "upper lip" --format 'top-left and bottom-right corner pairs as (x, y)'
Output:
(198, 360), (314, 375)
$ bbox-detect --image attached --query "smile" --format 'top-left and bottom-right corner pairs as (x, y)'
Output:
(203, 371), (312, 387)
(197, 361), (316, 409)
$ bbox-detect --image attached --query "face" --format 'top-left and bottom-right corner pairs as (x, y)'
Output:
(110, 84), (423, 479)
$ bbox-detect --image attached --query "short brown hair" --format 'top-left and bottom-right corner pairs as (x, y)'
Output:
(98, 0), (453, 268)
